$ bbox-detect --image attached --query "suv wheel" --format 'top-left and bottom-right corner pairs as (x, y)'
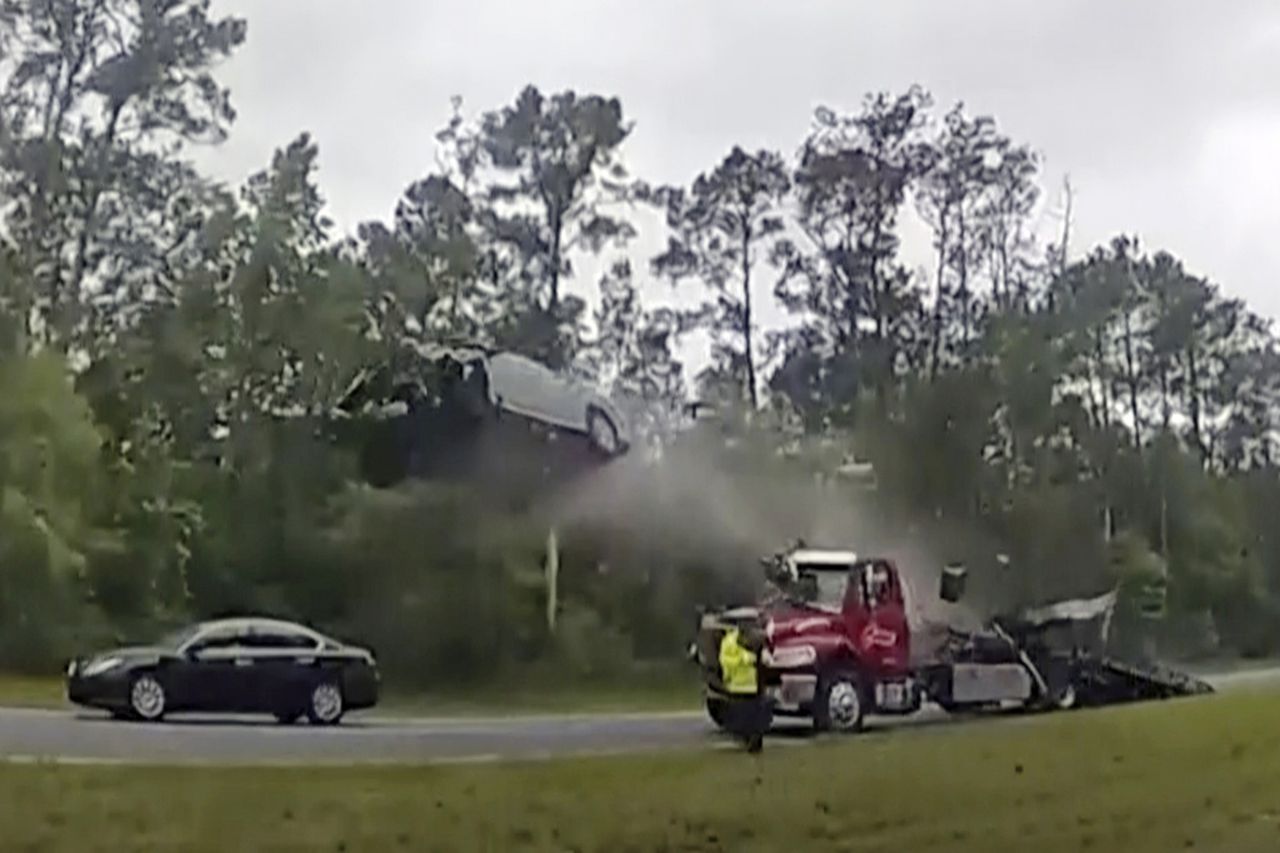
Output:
(813, 671), (865, 733)
(586, 408), (620, 455)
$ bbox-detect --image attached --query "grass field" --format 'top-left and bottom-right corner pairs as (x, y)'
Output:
(380, 671), (700, 716)
(0, 672), (700, 716)
(4, 691), (1280, 851)
(0, 675), (67, 709)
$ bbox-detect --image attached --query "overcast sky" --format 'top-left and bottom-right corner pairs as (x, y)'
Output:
(195, 0), (1280, 341)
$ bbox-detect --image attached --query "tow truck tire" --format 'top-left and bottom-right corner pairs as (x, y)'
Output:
(1051, 683), (1078, 711)
(706, 697), (729, 730)
(813, 670), (865, 734)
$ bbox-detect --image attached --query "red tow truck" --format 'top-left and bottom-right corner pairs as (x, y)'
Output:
(693, 544), (1212, 733)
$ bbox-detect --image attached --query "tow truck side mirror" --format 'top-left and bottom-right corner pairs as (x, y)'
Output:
(940, 563), (968, 603)
(760, 556), (787, 585)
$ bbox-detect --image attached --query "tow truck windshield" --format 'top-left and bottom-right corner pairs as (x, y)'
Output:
(787, 562), (854, 611)
(784, 559), (895, 612)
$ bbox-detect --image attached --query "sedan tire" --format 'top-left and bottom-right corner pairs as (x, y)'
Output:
(128, 673), (167, 722)
(306, 680), (345, 726)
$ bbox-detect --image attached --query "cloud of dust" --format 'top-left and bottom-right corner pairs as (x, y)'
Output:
(536, 440), (995, 634)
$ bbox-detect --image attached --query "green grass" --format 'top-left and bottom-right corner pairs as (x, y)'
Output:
(5, 692), (1280, 851)
(0, 672), (701, 717)
(379, 668), (700, 716)
(0, 675), (67, 709)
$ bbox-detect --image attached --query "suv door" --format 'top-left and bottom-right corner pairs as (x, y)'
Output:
(487, 353), (581, 429)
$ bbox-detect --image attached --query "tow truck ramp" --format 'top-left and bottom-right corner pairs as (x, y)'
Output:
(1072, 656), (1215, 706)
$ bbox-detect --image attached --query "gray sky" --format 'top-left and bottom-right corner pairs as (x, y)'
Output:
(195, 0), (1280, 343)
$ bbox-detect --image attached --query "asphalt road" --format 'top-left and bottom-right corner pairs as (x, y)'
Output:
(0, 667), (1275, 766)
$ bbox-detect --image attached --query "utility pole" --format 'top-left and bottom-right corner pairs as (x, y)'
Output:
(545, 527), (559, 634)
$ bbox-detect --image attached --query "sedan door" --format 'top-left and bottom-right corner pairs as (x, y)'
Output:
(174, 628), (256, 712)
(241, 627), (322, 713)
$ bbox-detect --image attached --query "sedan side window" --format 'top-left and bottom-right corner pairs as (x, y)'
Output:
(187, 629), (243, 655)
(244, 630), (319, 650)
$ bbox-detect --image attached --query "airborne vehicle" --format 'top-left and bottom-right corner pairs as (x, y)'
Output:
(334, 340), (632, 488)
(426, 344), (632, 457)
(693, 545), (1212, 733)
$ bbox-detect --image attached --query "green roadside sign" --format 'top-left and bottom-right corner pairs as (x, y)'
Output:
(1137, 575), (1167, 619)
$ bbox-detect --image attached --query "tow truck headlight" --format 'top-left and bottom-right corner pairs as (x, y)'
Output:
(80, 656), (123, 678)
(765, 645), (816, 669)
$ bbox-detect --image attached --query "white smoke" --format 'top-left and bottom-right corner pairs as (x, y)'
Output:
(538, 433), (993, 642)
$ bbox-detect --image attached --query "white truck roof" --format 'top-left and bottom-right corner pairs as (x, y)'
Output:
(788, 549), (859, 568)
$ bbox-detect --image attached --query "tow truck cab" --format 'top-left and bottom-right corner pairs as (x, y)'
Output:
(760, 549), (920, 720)
(696, 547), (922, 732)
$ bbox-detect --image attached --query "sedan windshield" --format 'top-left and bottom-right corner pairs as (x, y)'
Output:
(158, 624), (203, 651)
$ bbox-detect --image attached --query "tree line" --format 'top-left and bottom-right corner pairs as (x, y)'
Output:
(1, 1), (1276, 685)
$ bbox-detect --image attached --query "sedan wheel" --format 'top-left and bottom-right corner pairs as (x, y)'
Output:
(307, 681), (344, 725)
(129, 674), (166, 722)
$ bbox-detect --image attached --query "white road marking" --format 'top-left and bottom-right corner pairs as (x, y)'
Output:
(0, 666), (1274, 768)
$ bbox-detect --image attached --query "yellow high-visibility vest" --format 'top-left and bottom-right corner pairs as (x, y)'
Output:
(719, 627), (759, 695)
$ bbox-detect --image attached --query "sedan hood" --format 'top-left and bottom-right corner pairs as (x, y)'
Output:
(73, 646), (169, 671)
(91, 645), (169, 659)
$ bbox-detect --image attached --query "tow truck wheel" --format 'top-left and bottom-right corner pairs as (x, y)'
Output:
(814, 671), (865, 734)
(1052, 683), (1077, 711)
(706, 697), (729, 730)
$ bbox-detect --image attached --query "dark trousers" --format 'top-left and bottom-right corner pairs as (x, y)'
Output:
(726, 692), (768, 752)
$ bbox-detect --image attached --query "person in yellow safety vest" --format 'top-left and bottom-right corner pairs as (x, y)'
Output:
(719, 625), (767, 753)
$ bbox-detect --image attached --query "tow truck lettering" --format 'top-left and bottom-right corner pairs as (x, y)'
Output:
(861, 624), (897, 649)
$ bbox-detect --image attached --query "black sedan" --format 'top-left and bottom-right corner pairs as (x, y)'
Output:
(66, 617), (379, 724)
